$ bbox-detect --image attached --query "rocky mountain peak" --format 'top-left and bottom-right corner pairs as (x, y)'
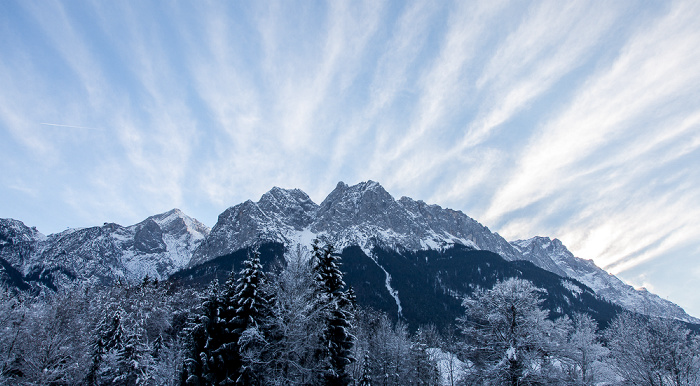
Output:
(315, 181), (406, 234)
(0, 209), (210, 289)
(517, 236), (567, 252)
(0, 218), (45, 269)
(0, 218), (44, 245)
(147, 208), (210, 238)
(191, 181), (523, 263)
(510, 237), (568, 276)
(258, 187), (319, 228)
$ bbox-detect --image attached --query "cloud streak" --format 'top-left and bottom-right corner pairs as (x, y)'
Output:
(39, 123), (103, 130)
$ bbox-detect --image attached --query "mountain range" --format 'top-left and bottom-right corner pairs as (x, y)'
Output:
(1, 181), (696, 326)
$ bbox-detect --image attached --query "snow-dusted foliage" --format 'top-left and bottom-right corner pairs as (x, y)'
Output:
(2, 245), (700, 385)
(458, 278), (563, 385)
(263, 246), (326, 384)
(559, 312), (610, 385)
(85, 278), (185, 385)
(604, 312), (700, 385)
(350, 310), (440, 386)
(0, 281), (195, 385)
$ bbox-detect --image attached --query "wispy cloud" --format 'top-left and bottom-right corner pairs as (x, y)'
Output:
(373, 1), (509, 184)
(379, 0), (621, 194)
(460, 0), (619, 147)
(483, 0), (700, 278)
(323, 0), (440, 188)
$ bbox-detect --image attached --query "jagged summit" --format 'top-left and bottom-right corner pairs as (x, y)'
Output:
(0, 218), (45, 244)
(147, 208), (211, 240)
(191, 181), (520, 267)
(259, 187), (319, 228)
(315, 180), (409, 236)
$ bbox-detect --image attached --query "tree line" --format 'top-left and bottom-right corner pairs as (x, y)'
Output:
(1, 241), (699, 385)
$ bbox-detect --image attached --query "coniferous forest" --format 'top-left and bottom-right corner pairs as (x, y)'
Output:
(1, 241), (699, 385)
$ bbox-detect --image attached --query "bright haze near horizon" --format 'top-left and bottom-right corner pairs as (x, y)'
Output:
(1, 1), (699, 317)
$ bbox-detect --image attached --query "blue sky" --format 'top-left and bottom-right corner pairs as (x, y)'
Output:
(2, 1), (699, 317)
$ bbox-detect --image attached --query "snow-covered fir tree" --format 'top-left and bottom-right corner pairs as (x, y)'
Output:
(230, 249), (273, 385)
(312, 240), (355, 386)
(181, 280), (223, 385)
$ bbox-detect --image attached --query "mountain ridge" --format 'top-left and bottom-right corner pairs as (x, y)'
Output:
(0, 209), (210, 287)
(187, 180), (698, 324)
(1, 181), (697, 324)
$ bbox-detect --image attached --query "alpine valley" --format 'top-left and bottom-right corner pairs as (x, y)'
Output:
(1, 181), (697, 329)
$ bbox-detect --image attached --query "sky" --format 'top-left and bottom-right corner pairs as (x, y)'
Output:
(1, 0), (699, 317)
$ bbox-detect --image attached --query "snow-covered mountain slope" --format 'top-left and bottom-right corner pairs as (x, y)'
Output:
(189, 181), (698, 323)
(0, 209), (209, 286)
(511, 237), (699, 324)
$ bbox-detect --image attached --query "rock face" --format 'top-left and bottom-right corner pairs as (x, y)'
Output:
(0, 218), (45, 268)
(190, 188), (319, 267)
(0, 209), (209, 287)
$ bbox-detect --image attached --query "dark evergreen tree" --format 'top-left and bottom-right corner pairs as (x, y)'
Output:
(346, 286), (358, 308)
(181, 249), (274, 386)
(181, 280), (223, 385)
(86, 312), (124, 385)
(409, 328), (440, 385)
(358, 353), (372, 386)
(312, 240), (355, 386)
(230, 249), (273, 385)
(214, 270), (244, 384)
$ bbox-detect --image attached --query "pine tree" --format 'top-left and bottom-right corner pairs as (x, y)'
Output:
(230, 249), (273, 385)
(214, 270), (243, 384)
(86, 312), (124, 385)
(181, 280), (223, 385)
(312, 240), (355, 386)
(358, 353), (372, 386)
